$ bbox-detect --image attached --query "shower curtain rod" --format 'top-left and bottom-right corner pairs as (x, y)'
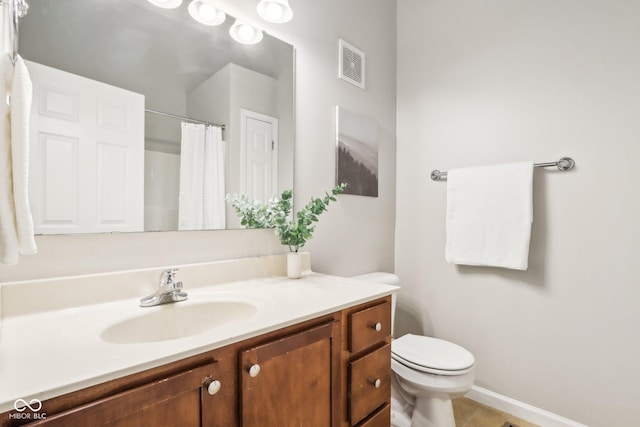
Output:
(430, 157), (575, 181)
(145, 109), (226, 131)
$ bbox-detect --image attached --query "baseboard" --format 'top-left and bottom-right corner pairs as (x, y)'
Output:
(465, 386), (588, 427)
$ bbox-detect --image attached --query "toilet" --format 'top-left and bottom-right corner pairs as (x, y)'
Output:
(352, 273), (475, 427)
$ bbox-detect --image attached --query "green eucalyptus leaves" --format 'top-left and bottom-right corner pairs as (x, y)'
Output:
(227, 183), (347, 252)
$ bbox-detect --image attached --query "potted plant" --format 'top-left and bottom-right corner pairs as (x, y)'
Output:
(227, 183), (347, 278)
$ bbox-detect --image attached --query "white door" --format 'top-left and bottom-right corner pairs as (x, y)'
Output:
(240, 109), (278, 203)
(27, 61), (145, 234)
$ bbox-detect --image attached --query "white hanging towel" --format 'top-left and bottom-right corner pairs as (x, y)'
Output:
(11, 56), (37, 256)
(0, 53), (37, 265)
(0, 53), (18, 264)
(445, 161), (534, 270)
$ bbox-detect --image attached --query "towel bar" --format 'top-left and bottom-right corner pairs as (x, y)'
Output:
(430, 157), (575, 181)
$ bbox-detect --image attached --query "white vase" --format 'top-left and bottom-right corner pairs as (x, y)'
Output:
(287, 252), (303, 279)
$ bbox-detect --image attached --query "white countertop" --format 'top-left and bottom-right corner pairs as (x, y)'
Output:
(0, 257), (398, 413)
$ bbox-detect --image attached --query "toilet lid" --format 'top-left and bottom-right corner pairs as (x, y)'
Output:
(392, 334), (474, 374)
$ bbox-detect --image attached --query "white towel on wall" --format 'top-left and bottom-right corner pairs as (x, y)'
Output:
(0, 53), (18, 264)
(0, 54), (37, 265)
(445, 161), (534, 271)
(10, 56), (37, 256)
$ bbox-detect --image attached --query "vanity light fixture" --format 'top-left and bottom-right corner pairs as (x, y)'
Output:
(229, 19), (263, 45)
(188, 0), (226, 26)
(146, 0), (183, 9)
(256, 0), (293, 24)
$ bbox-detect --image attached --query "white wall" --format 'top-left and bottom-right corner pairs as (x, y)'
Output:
(186, 64), (231, 136)
(144, 151), (180, 232)
(396, 1), (640, 426)
(0, 0), (397, 280)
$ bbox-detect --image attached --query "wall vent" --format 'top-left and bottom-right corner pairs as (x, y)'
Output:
(338, 39), (365, 89)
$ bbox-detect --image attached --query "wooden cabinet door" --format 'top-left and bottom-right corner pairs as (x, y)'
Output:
(27, 362), (219, 427)
(240, 322), (336, 427)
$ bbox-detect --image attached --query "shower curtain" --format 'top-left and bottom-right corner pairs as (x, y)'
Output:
(178, 123), (226, 230)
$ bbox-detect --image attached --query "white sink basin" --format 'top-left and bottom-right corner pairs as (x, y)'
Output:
(100, 300), (258, 344)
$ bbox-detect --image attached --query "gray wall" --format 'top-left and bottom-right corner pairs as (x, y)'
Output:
(396, 1), (640, 426)
(0, 0), (397, 280)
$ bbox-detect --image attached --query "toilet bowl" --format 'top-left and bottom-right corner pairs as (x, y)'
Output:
(352, 273), (475, 427)
(391, 333), (475, 427)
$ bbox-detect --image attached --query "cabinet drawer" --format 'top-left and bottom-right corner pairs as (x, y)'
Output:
(349, 301), (391, 353)
(356, 404), (390, 427)
(349, 344), (391, 425)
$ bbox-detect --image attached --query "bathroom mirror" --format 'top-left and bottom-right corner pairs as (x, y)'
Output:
(19, 0), (295, 234)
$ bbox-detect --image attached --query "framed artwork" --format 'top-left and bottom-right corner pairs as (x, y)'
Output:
(335, 106), (379, 197)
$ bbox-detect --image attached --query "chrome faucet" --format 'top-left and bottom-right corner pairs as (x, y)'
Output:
(140, 268), (188, 307)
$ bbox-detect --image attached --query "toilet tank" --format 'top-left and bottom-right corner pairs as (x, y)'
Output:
(351, 272), (399, 337)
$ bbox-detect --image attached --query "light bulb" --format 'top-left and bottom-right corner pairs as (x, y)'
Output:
(238, 24), (256, 41)
(188, 0), (226, 26)
(256, 0), (293, 24)
(198, 3), (216, 21)
(264, 3), (284, 21)
(147, 0), (182, 9)
(229, 19), (264, 45)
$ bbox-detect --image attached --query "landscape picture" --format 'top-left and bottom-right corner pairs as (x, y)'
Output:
(336, 106), (379, 197)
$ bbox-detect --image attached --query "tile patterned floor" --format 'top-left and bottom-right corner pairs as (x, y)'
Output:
(452, 397), (540, 427)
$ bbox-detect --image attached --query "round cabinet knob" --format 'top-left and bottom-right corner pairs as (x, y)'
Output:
(248, 364), (261, 378)
(372, 322), (382, 332)
(205, 379), (221, 396)
(369, 378), (382, 388)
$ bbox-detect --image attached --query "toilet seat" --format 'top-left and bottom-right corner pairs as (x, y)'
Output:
(392, 334), (475, 376)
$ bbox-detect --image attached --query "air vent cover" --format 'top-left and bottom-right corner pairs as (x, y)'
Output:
(339, 39), (365, 89)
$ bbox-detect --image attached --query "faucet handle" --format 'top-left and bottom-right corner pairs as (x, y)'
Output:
(160, 268), (180, 286)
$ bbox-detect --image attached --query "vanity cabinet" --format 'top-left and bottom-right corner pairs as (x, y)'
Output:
(1, 296), (391, 427)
